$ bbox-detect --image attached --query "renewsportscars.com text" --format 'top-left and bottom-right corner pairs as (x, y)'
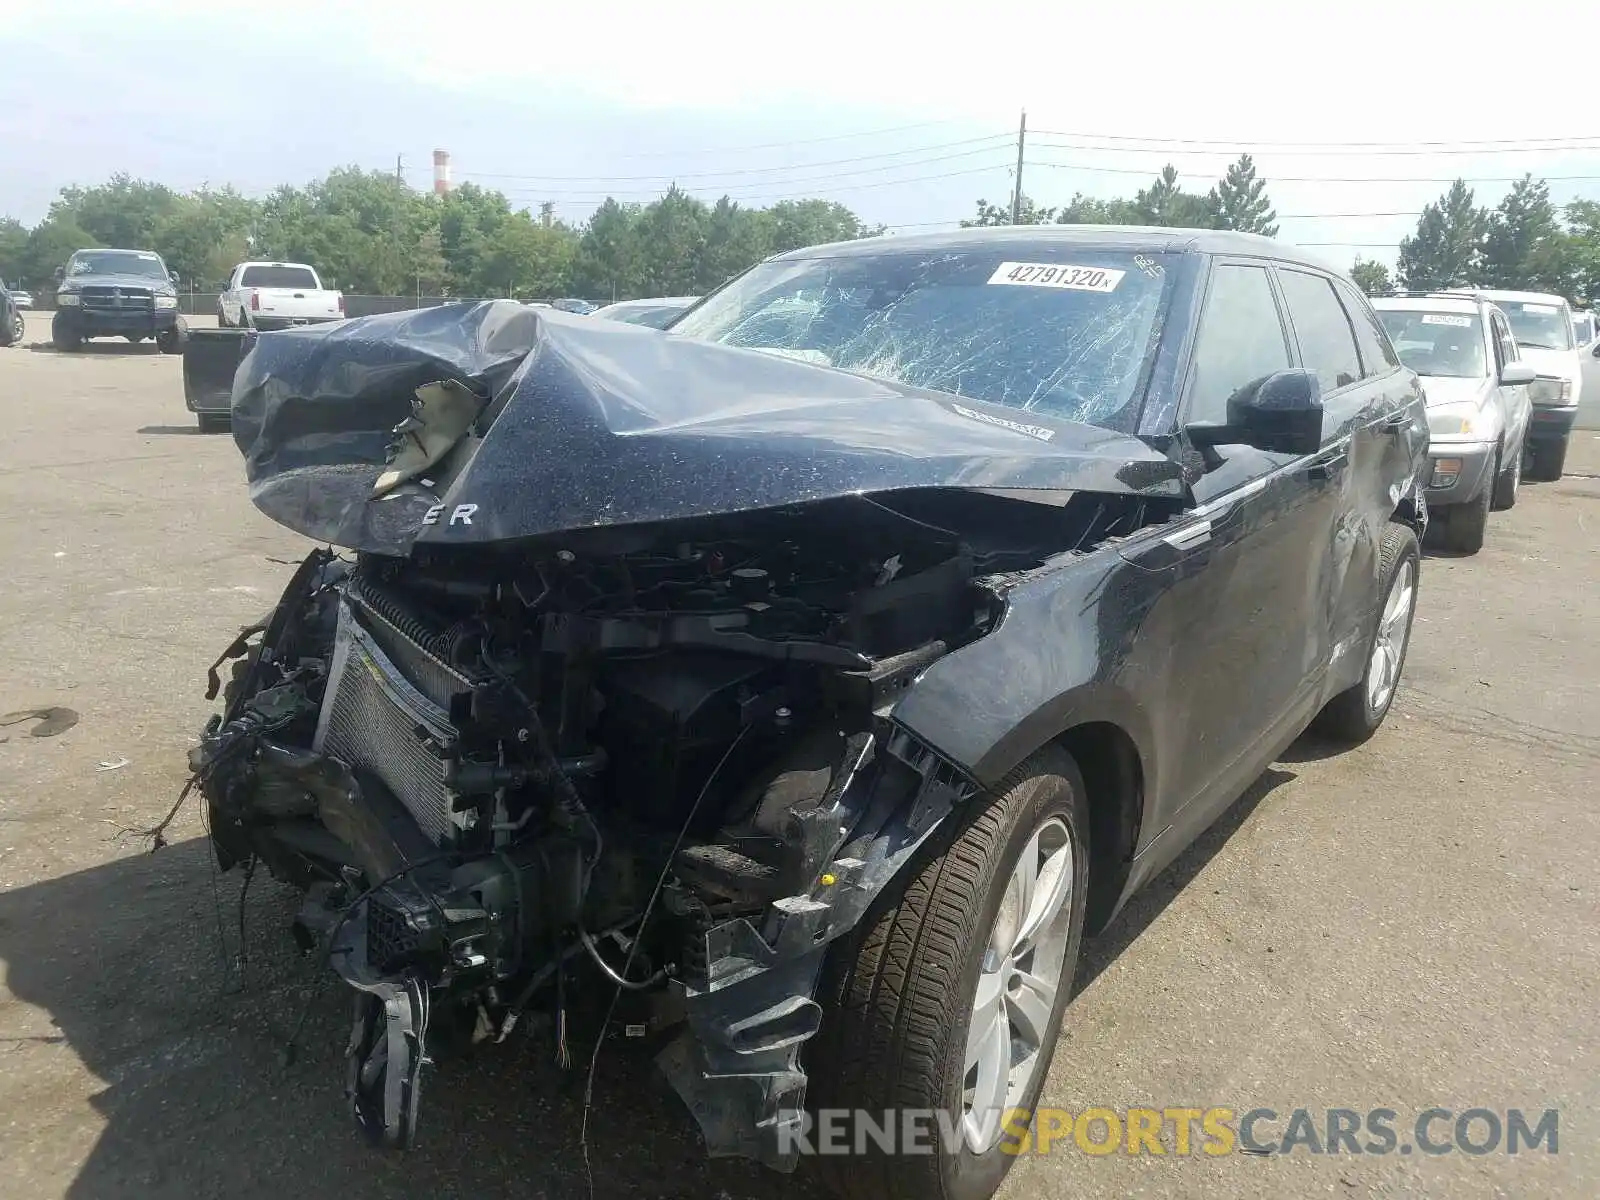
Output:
(778, 1107), (1560, 1157)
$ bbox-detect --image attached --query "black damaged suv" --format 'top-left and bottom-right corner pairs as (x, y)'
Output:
(52, 247), (187, 352)
(193, 227), (1429, 1200)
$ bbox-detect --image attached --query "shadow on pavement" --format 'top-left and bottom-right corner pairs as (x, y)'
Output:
(27, 341), (166, 357)
(1078, 765), (1295, 988)
(136, 426), (205, 436)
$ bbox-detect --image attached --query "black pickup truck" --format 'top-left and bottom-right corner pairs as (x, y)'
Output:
(52, 247), (187, 352)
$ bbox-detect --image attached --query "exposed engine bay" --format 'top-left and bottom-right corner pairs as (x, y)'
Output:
(191, 486), (1155, 1158)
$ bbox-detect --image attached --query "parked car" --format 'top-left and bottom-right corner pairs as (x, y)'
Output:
(1373, 293), (1534, 552)
(218, 261), (343, 330)
(1571, 308), (1597, 348)
(192, 228), (1426, 1200)
(549, 296), (597, 315)
(0, 283), (23, 347)
(593, 295), (700, 328)
(51, 247), (187, 353)
(6, 284), (33, 309)
(1456, 288), (1580, 480)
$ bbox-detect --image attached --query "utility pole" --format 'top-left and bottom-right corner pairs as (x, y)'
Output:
(1010, 109), (1027, 225)
(395, 155), (404, 185)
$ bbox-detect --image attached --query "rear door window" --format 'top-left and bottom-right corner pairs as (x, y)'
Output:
(1185, 263), (1292, 426)
(1278, 270), (1363, 393)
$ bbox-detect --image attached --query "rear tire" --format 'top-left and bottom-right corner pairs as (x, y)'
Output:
(1313, 522), (1420, 744)
(1526, 436), (1569, 482)
(156, 318), (188, 355)
(1491, 442), (1520, 511)
(809, 746), (1090, 1200)
(3, 311), (22, 346)
(216, 304), (232, 329)
(51, 316), (82, 352)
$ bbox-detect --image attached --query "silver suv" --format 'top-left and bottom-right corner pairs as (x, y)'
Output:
(1373, 292), (1535, 553)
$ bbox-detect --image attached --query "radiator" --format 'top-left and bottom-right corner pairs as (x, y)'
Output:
(313, 596), (469, 846)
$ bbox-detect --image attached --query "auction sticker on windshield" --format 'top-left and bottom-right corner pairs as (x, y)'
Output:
(1421, 314), (1473, 327)
(988, 262), (1125, 292)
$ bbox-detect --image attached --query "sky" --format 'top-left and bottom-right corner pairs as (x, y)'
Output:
(4, 0), (1600, 268)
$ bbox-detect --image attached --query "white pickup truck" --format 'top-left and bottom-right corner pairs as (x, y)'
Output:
(218, 261), (343, 330)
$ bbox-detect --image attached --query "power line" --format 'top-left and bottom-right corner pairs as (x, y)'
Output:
(453, 134), (1012, 184)
(1026, 160), (1600, 184)
(1029, 129), (1600, 150)
(599, 118), (972, 159)
(1031, 138), (1600, 159)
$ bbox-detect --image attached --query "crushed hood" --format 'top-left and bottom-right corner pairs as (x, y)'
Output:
(231, 299), (1185, 555)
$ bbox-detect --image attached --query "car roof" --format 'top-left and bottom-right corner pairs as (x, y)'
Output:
(1459, 287), (1571, 307)
(603, 296), (699, 308)
(1371, 295), (1484, 315)
(770, 224), (1342, 272)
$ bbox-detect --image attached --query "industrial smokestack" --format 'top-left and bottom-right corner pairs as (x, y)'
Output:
(433, 149), (452, 196)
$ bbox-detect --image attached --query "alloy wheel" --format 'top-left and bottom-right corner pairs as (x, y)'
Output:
(962, 816), (1076, 1152)
(1366, 557), (1417, 712)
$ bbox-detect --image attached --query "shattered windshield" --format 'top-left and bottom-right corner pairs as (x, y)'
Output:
(670, 248), (1173, 432)
(67, 250), (167, 279)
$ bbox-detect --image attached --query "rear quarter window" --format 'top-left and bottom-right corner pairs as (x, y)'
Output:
(240, 265), (320, 289)
(1333, 280), (1400, 376)
(1278, 269), (1363, 393)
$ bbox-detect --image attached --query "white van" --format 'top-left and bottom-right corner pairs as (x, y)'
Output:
(1460, 289), (1580, 480)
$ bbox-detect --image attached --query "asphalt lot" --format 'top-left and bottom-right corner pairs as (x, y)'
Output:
(1, 309), (1598, 1200)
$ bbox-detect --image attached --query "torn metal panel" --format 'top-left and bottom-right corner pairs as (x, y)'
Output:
(230, 300), (1185, 556)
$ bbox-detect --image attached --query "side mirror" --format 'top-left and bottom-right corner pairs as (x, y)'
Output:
(53, 266), (64, 281)
(1590, 341), (1600, 358)
(169, 270), (181, 285)
(1188, 368), (1324, 457)
(1500, 362), (1537, 385)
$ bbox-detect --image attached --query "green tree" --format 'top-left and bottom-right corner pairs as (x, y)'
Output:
(1134, 165), (1217, 228)
(1349, 257), (1394, 296)
(50, 174), (185, 250)
(1055, 193), (1142, 225)
(573, 198), (644, 302)
(436, 183), (514, 294)
(0, 217), (27, 285)
(765, 198), (874, 251)
(412, 228), (451, 297)
(22, 216), (97, 288)
(155, 186), (257, 285)
(1480, 174), (1564, 291)
(961, 195), (1056, 226)
(476, 213), (577, 298)
(1397, 180), (1488, 290)
(696, 197), (771, 292)
(1560, 200), (1600, 305)
(636, 186), (709, 295)
(1208, 154), (1278, 236)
